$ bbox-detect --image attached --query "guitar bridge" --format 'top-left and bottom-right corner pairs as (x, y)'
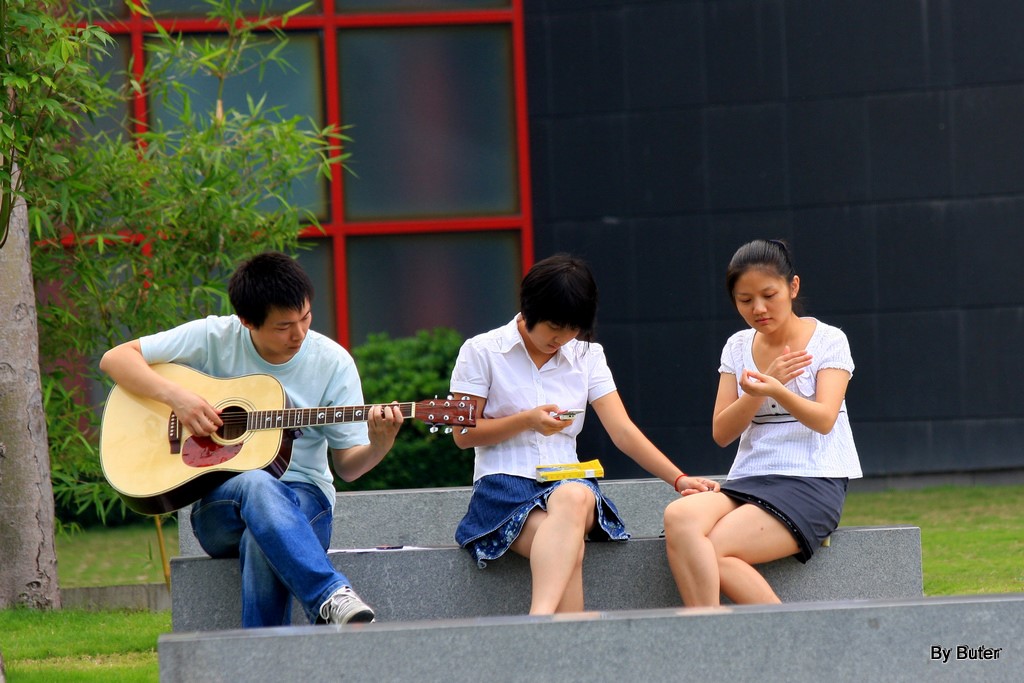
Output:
(168, 414), (182, 454)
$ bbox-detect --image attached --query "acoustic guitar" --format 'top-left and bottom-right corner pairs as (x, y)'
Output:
(99, 363), (477, 515)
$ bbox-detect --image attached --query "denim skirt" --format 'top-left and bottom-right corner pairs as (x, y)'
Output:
(720, 475), (848, 563)
(455, 474), (629, 568)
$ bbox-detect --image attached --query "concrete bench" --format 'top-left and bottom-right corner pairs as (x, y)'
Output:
(159, 593), (1024, 683)
(170, 525), (923, 632)
(177, 478), (690, 555)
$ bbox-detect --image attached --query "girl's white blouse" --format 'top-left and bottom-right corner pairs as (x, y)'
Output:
(719, 319), (863, 479)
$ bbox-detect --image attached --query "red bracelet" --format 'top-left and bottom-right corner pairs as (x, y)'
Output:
(673, 473), (687, 491)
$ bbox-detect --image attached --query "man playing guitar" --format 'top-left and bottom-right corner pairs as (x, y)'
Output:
(100, 251), (402, 628)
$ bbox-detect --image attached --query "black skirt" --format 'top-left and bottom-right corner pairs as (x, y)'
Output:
(720, 475), (849, 563)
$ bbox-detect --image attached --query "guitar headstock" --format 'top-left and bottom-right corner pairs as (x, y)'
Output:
(413, 397), (477, 434)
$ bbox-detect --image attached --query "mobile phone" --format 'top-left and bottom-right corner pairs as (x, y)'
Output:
(554, 409), (585, 421)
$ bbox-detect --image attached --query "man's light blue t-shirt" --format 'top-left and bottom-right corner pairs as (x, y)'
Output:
(139, 315), (369, 507)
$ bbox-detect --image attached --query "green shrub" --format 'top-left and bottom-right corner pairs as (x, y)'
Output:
(30, 0), (346, 527)
(344, 327), (473, 490)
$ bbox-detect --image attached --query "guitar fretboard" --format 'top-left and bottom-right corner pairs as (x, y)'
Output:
(248, 402), (416, 431)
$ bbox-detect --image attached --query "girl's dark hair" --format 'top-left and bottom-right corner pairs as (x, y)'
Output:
(725, 239), (801, 309)
(520, 253), (597, 341)
(228, 251), (315, 328)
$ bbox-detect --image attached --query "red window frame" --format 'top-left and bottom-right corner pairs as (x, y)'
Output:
(93, 1), (534, 347)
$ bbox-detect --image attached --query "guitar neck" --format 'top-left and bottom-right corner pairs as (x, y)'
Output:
(248, 402), (416, 431)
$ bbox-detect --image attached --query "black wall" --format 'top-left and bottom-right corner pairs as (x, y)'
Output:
(523, 0), (1024, 479)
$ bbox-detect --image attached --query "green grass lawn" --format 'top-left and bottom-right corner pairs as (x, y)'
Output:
(0, 521), (181, 681)
(839, 483), (1024, 595)
(3, 483), (1022, 680)
(0, 608), (168, 682)
(56, 520), (180, 589)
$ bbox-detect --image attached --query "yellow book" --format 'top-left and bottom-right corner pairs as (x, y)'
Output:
(536, 459), (604, 482)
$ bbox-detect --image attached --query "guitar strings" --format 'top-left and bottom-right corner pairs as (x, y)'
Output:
(210, 403), (418, 426)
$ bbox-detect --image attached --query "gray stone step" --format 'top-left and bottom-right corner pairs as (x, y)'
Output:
(171, 525), (922, 632)
(159, 593), (1024, 683)
(176, 477), (711, 555)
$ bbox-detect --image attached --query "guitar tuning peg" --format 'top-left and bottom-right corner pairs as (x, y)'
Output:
(460, 428), (469, 435)
(429, 425), (439, 434)
(444, 426), (453, 435)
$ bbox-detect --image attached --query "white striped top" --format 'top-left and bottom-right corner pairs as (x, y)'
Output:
(719, 319), (863, 479)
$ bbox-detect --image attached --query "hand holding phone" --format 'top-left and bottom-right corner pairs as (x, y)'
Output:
(554, 409), (584, 421)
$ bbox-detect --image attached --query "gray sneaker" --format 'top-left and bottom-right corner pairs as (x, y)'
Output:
(319, 586), (375, 625)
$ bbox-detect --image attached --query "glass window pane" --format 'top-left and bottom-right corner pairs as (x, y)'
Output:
(295, 239), (337, 339)
(339, 26), (518, 221)
(339, 0), (509, 11)
(83, 35), (132, 140)
(147, 32), (329, 219)
(82, 0), (129, 18)
(347, 232), (519, 344)
(146, 1), (320, 17)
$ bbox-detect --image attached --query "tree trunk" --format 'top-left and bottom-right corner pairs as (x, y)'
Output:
(0, 186), (60, 610)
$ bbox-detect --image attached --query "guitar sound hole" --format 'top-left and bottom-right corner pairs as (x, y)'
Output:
(217, 405), (249, 440)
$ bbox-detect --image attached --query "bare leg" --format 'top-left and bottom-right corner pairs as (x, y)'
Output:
(707, 504), (798, 604)
(555, 542), (586, 613)
(718, 558), (784, 604)
(663, 492), (740, 607)
(510, 483), (596, 614)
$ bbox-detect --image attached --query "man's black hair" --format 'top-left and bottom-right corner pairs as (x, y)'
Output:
(228, 251), (315, 328)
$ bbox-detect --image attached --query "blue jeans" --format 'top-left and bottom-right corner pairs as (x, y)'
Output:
(190, 470), (350, 628)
